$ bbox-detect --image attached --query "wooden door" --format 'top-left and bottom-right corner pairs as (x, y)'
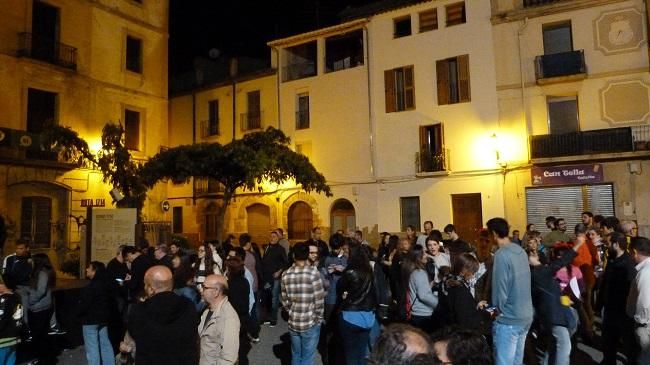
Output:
(330, 199), (356, 234)
(288, 202), (313, 240)
(451, 193), (482, 243)
(247, 203), (270, 246)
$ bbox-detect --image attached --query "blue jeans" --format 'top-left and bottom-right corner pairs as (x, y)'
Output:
(82, 324), (115, 365)
(0, 346), (16, 365)
(339, 314), (380, 365)
(289, 323), (321, 365)
(492, 322), (530, 365)
(543, 326), (571, 365)
(271, 279), (281, 322)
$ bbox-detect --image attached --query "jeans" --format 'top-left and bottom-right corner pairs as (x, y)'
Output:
(0, 346), (16, 365)
(492, 322), (531, 365)
(82, 324), (115, 365)
(543, 326), (571, 365)
(289, 323), (321, 365)
(271, 279), (281, 322)
(339, 314), (380, 365)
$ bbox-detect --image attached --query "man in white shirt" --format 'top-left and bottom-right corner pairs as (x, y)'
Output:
(415, 221), (434, 248)
(627, 236), (650, 364)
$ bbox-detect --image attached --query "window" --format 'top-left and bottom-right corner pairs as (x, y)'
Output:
(31, 1), (60, 63)
(126, 35), (142, 73)
(288, 201), (313, 240)
(27, 88), (57, 133)
(207, 100), (219, 136)
(385, 65), (415, 113)
(124, 108), (141, 150)
(325, 30), (364, 72)
(419, 9), (438, 32)
(419, 124), (445, 172)
(283, 41), (317, 82)
(394, 16), (412, 38)
(445, 2), (466, 27)
(20, 196), (52, 249)
(436, 54), (470, 105)
(400, 197), (420, 231)
(172, 206), (183, 234)
(543, 21), (572, 55)
(296, 93), (309, 129)
(547, 96), (579, 134)
(241, 90), (261, 131)
(204, 203), (218, 240)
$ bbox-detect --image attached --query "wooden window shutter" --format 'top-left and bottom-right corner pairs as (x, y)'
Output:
(404, 66), (415, 110)
(446, 2), (466, 27)
(384, 69), (396, 113)
(436, 60), (450, 105)
(458, 54), (471, 102)
(419, 9), (438, 32)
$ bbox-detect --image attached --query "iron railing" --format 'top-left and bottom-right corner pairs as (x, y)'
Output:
(240, 111), (262, 131)
(535, 50), (586, 80)
(17, 32), (77, 70)
(632, 125), (650, 151)
(530, 127), (634, 159)
(416, 149), (448, 173)
(524, 0), (568, 7)
(194, 177), (225, 196)
(200, 119), (219, 138)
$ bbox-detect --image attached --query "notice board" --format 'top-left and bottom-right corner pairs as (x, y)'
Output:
(91, 208), (137, 264)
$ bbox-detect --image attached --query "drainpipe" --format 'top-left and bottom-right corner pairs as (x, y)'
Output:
(274, 47), (282, 130)
(517, 18), (530, 160)
(364, 24), (376, 180)
(192, 91), (196, 203)
(230, 58), (238, 142)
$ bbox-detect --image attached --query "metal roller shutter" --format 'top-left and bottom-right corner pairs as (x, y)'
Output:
(525, 184), (614, 235)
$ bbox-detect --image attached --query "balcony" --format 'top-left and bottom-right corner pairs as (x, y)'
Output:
(200, 119), (219, 138)
(17, 32), (77, 70)
(524, 0), (568, 7)
(240, 111), (262, 132)
(416, 149), (448, 174)
(529, 127), (645, 159)
(535, 50), (586, 83)
(282, 62), (316, 82)
(0, 128), (76, 169)
(194, 177), (225, 197)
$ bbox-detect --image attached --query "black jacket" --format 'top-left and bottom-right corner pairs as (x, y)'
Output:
(2, 254), (33, 289)
(126, 254), (152, 301)
(261, 243), (288, 284)
(0, 292), (20, 340)
(228, 274), (250, 318)
(127, 292), (199, 365)
(444, 279), (491, 336)
(596, 252), (636, 320)
(78, 276), (113, 325)
(337, 268), (376, 312)
(530, 249), (577, 330)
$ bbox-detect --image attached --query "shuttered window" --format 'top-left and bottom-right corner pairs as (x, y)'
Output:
(400, 197), (421, 232)
(436, 55), (470, 105)
(526, 183), (614, 235)
(385, 65), (415, 113)
(446, 2), (466, 27)
(419, 9), (438, 32)
(20, 196), (52, 249)
(173, 206), (183, 234)
(124, 109), (141, 151)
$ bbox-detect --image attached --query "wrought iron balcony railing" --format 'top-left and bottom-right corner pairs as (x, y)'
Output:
(535, 50), (586, 80)
(17, 32), (77, 70)
(524, 0), (568, 7)
(632, 125), (650, 151)
(200, 119), (219, 138)
(530, 127), (636, 159)
(416, 149), (448, 173)
(240, 111), (262, 131)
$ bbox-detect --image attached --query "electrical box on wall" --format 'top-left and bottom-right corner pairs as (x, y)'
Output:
(623, 201), (634, 216)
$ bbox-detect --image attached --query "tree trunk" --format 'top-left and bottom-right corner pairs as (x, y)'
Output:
(216, 189), (233, 243)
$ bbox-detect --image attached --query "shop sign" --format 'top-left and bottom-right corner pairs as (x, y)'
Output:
(81, 198), (106, 207)
(531, 164), (603, 185)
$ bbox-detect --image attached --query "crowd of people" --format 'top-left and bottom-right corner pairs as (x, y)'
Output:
(0, 212), (648, 365)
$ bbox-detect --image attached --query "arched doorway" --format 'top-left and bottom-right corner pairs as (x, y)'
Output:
(247, 203), (271, 246)
(288, 201), (313, 240)
(330, 199), (356, 234)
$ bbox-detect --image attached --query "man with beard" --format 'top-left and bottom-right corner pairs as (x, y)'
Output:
(597, 232), (637, 364)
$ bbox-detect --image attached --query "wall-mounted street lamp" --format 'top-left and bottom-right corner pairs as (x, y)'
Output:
(491, 133), (507, 168)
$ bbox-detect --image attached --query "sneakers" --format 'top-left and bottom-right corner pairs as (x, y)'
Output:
(262, 320), (271, 325)
(248, 333), (261, 343)
(48, 327), (66, 335)
(269, 321), (277, 327)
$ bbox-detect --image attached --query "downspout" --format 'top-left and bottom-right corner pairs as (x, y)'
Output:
(517, 18), (530, 160)
(364, 24), (376, 180)
(230, 58), (238, 142)
(192, 91), (197, 203)
(274, 47), (282, 130)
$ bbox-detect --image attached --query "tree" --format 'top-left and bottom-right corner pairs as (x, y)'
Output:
(141, 127), (331, 240)
(42, 123), (148, 216)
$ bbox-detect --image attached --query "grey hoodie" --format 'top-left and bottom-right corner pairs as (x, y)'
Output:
(409, 269), (438, 316)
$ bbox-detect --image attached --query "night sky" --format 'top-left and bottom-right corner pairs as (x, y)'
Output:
(169, 0), (377, 76)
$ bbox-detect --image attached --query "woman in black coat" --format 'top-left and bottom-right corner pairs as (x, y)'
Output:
(79, 261), (115, 365)
(225, 255), (252, 365)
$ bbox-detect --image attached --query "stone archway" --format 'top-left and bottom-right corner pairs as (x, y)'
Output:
(330, 198), (356, 235)
(282, 192), (320, 232)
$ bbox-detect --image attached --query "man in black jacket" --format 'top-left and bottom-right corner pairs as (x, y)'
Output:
(261, 231), (288, 327)
(121, 266), (199, 364)
(122, 246), (152, 303)
(596, 232), (637, 365)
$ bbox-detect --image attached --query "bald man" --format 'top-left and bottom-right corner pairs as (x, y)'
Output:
(199, 274), (240, 365)
(123, 265), (199, 364)
(368, 324), (435, 364)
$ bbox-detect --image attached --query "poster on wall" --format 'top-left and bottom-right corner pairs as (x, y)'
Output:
(91, 208), (137, 263)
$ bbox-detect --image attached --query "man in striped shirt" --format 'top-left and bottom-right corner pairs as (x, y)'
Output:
(281, 242), (325, 365)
